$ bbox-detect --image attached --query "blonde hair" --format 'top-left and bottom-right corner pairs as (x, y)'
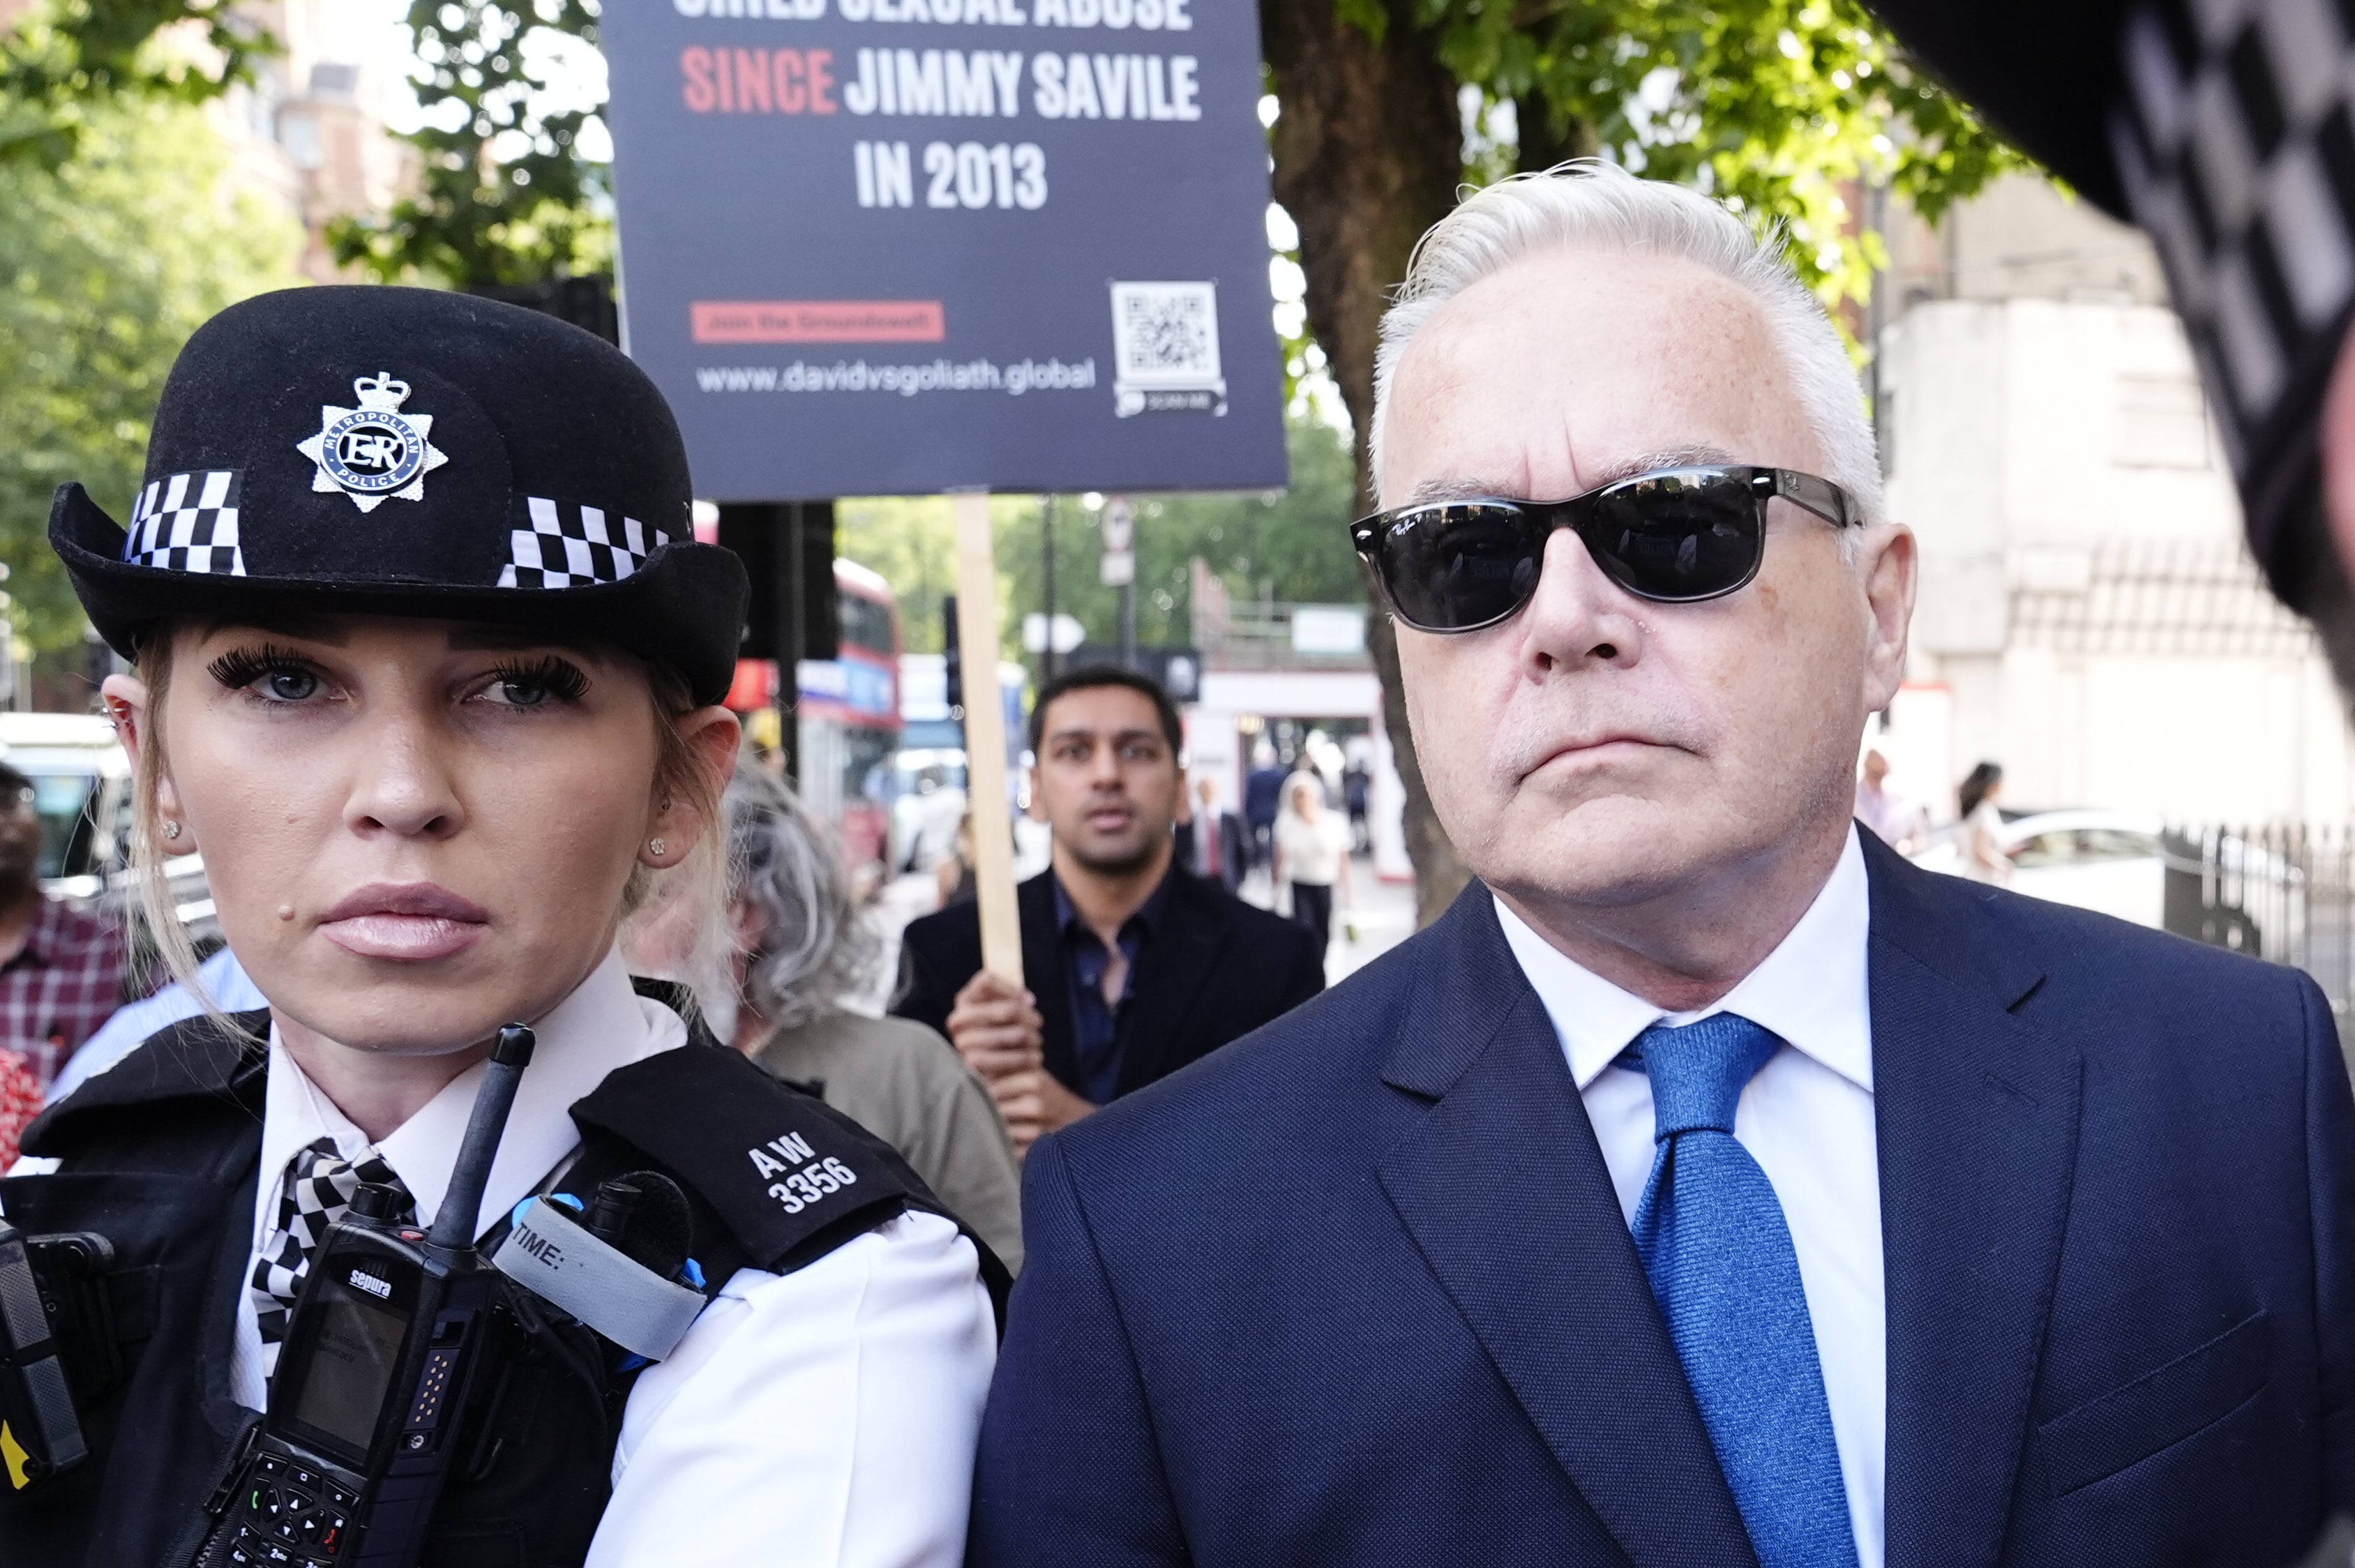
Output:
(126, 631), (733, 1036)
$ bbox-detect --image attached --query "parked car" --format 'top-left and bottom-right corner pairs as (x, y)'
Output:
(1, 713), (130, 897)
(1908, 807), (2294, 952)
(0, 711), (216, 943)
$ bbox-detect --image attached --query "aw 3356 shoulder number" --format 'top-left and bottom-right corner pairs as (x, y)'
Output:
(769, 1156), (861, 1214)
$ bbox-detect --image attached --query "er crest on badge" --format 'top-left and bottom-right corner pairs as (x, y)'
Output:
(296, 371), (449, 513)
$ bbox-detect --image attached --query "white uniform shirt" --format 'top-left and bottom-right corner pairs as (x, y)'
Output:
(31, 950), (998, 1567)
(1493, 827), (1885, 1568)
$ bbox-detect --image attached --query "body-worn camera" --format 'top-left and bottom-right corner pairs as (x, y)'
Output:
(199, 1025), (537, 1568)
(0, 1228), (119, 1493)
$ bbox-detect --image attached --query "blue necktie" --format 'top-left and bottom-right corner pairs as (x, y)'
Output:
(1623, 1015), (1860, 1568)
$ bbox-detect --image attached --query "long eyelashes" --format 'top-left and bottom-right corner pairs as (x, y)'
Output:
(487, 655), (590, 703)
(205, 642), (313, 691)
(202, 647), (590, 705)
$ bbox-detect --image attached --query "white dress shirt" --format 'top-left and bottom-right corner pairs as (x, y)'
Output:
(179, 949), (993, 1567)
(1493, 827), (1885, 1568)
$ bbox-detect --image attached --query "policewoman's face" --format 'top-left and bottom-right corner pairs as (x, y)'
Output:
(134, 615), (675, 1056)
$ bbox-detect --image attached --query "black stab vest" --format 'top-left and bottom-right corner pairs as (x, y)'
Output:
(0, 986), (1009, 1568)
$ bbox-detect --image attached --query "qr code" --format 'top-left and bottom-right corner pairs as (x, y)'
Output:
(1110, 282), (1226, 417)
(1117, 287), (1215, 375)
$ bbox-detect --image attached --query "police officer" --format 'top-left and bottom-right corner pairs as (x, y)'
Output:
(0, 286), (1001, 1567)
(1867, 0), (2355, 688)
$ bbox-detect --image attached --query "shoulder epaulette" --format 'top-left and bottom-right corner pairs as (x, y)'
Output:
(566, 1040), (934, 1277)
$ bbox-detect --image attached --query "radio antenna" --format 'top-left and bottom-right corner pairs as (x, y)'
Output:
(428, 1024), (535, 1257)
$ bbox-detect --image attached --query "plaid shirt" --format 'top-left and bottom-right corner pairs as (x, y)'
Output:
(0, 896), (129, 1066)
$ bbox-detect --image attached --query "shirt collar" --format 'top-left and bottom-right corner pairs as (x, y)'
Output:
(1495, 825), (1873, 1096)
(1052, 864), (1175, 944)
(259, 947), (689, 1240)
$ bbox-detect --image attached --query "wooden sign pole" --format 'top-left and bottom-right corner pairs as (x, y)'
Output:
(951, 490), (1025, 985)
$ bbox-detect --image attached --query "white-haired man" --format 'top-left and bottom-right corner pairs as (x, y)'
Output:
(970, 164), (2355, 1568)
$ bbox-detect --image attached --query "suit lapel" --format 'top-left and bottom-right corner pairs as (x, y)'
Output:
(1867, 843), (2081, 1568)
(1116, 873), (1231, 1095)
(1016, 874), (1079, 1090)
(1377, 892), (1757, 1568)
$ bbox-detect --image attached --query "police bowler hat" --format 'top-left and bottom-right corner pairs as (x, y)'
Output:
(50, 285), (750, 705)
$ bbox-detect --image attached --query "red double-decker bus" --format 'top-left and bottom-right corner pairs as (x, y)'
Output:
(725, 559), (902, 877)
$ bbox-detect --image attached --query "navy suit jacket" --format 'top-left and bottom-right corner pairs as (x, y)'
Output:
(972, 834), (2355, 1567)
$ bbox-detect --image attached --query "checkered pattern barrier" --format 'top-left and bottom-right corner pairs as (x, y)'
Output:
(498, 497), (670, 589)
(125, 470), (247, 576)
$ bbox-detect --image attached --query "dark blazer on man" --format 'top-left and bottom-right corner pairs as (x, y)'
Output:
(894, 866), (1325, 1102)
(971, 834), (2355, 1567)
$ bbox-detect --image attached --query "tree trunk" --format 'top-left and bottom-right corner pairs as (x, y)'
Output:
(1262, 0), (1472, 926)
(1514, 95), (1598, 172)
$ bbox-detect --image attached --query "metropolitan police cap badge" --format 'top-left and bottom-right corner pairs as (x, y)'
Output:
(295, 371), (449, 513)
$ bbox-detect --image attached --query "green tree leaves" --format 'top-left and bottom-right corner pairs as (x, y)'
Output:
(1, 0), (270, 165)
(841, 416), (1362, 662)
(0, 97), (301, 651)
(1442, 0), (2029, 322)
(328, 0), (610, 286)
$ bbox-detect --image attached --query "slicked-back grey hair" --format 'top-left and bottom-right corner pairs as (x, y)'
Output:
(1371, 160), (1882, 532)
(728, 764), (882, 1030)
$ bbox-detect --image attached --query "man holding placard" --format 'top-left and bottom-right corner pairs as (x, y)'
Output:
(894, 665), (1323, 1150)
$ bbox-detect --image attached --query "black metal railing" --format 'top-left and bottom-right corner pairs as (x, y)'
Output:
(2165, 825), (2355, 1015)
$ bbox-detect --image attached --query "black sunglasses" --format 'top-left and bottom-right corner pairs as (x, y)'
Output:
(1349, 465), (1863, 633)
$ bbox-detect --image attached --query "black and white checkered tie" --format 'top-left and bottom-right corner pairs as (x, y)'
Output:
(250, 1137), (414, 1375)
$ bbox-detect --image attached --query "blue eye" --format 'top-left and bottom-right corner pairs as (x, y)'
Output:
(206, 644), (325, 702)
(482, 656), (590, 708)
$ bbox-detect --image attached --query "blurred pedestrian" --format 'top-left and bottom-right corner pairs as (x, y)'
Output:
(633, 765), (1025, 1269)
(1341, 743), (1373, 854)
(1274, 772), (1350, 956)
(1957, 761), (2010, 887)
(1189, 775), (1248, 894)
(1242, 740), (1286, 870)
(895, 667), (1323, 1153)
(972, 162), (2355, 1568)
(1853, 749), (1926, 853)
(937, 812), (979, 907)
(0, 760), (129, 1097)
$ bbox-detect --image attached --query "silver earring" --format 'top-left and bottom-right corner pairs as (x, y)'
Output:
(161, 820), (182, 842)
(649, 837), (666, 858)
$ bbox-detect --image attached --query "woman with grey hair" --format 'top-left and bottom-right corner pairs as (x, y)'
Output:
(640, 762), (1023, 1269)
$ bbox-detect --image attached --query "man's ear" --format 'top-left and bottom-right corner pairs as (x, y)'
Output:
(1858, 523), (1918, 715)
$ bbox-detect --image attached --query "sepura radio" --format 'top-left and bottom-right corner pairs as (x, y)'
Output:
(193, 1025), (540, 1568)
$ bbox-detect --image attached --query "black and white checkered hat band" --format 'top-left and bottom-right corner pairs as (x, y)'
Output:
(497, 497), (669, 589)
(125, 469), (247, 576)
(2109, 0), (2355, 558)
